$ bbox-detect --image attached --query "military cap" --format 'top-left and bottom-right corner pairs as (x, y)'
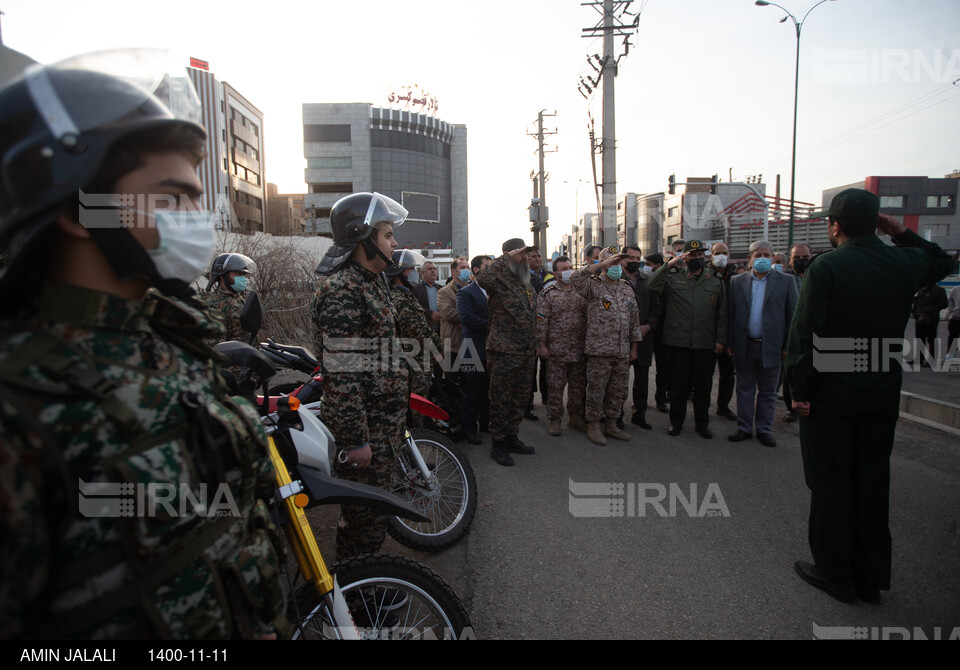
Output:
(811, 188), (880, 222)
(683, 239), (705, 253)
(503, 238), (535, 254)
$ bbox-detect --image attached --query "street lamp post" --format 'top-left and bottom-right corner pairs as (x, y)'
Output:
(755, 0), (835, 250)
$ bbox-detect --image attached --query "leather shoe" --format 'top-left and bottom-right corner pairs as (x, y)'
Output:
(728, 431), (752, 442)
(668, 425), (682, 437)
(793, 561), (856, 604)
(507, 435), (535, 455)
(757, 433), (777, 448)
(716, 407), (737, 421)
(785, 410), (799, 423)
(631, 411), (652, 430)
(464, 433), (482, 445)
(490, 443), (515, 467)
(696, 427), (713, 439)
(656, 401), (669, 413)
(856, 587), (882, 605)
(524, 409), (539, 421)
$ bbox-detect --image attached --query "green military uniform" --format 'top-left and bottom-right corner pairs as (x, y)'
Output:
(475, 251), (537, 449)
(204, 286), (246, 344)
(312, 260), (408, 560)
(0, 284), (285, 639)
(647, 259), (728, 432)
(785, 227), (954, 594)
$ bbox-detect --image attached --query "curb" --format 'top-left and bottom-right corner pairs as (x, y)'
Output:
(899, 391), (960, 436)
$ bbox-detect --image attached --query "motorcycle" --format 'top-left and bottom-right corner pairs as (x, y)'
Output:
(258, 338), (477, 552)
(215, 341), (472, 639)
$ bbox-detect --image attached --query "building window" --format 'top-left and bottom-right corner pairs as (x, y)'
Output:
(307, 157), (353, 169)
(921, 223), (949, 239)
(309, 183), (353, 194)
(879, 195), (905, 208)
(303, 124), (352, 142)
(668, 207), (678, 218)
(927, 195), (953, 208)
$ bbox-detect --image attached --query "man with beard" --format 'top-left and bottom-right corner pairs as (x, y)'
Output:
(786, 188), (954, 605)
(475, 239), (538, 466)
(620, 245), (659, 430)
(708, 242), (736, 422)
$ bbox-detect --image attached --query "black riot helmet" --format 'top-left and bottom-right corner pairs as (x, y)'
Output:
(206, 252), (257, 292)
(384, 249), (425, 278)
(316, 192), (407, 275)
(0, 50), (208, 311)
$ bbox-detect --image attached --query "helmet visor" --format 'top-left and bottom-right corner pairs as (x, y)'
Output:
(24, 49), (203, 140)
(395, 249), (425, 270)
(364, 192), (408, 229)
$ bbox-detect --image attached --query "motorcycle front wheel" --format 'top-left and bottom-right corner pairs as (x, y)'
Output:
(292, 554), (473, 640)
(388, 431), (477, 552)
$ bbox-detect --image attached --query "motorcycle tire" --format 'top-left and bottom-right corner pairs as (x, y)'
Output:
(387, 431), (477, 552)
(292, 554), (473, 640)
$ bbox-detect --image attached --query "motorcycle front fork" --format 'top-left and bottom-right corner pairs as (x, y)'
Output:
(397, 431), (436, 493)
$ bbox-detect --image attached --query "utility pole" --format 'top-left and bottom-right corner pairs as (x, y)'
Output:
(528, 109), (556, 259)
(581, 0), (640, 247)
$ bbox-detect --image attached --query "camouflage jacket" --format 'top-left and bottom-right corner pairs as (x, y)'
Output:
(0, 283), (281, 640)
(475, 253), (537, 356)
(391, 284), (442, 377)
(536, 283), (587, 362)
(203, 287), (246, 344)
(571, 269), (642, 358)
(312, 261), (409, 450)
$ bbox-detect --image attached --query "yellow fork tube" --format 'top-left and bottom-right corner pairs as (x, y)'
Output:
(267, 436), (336, 596)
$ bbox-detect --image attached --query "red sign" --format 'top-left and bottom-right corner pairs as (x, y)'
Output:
(189, 57), (209, 71)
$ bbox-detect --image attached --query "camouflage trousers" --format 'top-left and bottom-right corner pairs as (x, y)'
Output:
(585, 355), (630, 422)
(487, 350), (535, 442)
(545, 358), (587, 421)
(333, 395), (407, 562)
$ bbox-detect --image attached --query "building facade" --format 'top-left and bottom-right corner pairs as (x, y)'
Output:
(302, 103), (468, 256)
(265, 183), (306, 236)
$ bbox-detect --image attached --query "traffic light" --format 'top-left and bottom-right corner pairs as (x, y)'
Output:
(668, 174), (676, 195)
(710, 174), (719, 195)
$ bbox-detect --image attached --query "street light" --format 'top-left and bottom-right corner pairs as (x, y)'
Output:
(756, 0), (836, 249)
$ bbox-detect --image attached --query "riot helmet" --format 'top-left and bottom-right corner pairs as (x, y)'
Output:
(316, 192), (407, 275)
(206, 252), (257, 292)
(0, 50), (209, 308)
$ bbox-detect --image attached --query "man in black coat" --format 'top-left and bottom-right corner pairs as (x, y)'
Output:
(621, 245), (660, 429)
(786, 188), (955, 605)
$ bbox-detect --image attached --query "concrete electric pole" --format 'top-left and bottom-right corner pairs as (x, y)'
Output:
(528, 109), (556, 259)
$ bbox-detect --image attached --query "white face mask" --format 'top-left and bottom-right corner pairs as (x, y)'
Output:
(641, 265), (654, 275)
(560, 269), (574, 283)
(713, 254), (728, 268)
(146, 209), (216, 285)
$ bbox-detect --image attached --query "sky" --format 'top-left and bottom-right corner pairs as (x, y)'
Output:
(4, 0), (959, 257)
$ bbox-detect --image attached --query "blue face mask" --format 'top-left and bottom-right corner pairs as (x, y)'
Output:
(459, 269), (472, 283)
(231, 275), (248, 293)
(774, 264), (783, 273)
(753, 258), (773, 273)
(606, 265), (623, 281)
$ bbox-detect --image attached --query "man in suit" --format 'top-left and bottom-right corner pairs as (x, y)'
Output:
(786, 188), (954, 605)
(457, 255), (493, 445)
(708, 242), (737, 422)
(437, 257), (469, 381)
(620, 245), (660, 429)
(412, 260), (442, 334)
(727, 241), (799, 447)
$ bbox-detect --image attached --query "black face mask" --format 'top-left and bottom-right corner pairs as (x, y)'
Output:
(793, 258), (812, 275)
(625, 261), (642, 274)
(686, 258), (704, 272)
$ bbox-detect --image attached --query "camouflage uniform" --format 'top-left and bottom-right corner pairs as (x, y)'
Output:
(475, 253), (537, 442)
(312, 261), (408, 561)
(571, 269), (642, 422)
(536, 283), (587, 422)
(203, 286), (246, 344)
(0, 283), (284, 640)
(391, 284), (441, 429)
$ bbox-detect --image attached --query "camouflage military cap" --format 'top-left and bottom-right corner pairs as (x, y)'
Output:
(599, 246), (620, 261)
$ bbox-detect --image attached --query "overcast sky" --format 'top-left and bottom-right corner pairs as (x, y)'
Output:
(5, 0), (959, 256)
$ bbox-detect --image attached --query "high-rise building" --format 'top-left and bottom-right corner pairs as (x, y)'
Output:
(302, 103), (468, 256)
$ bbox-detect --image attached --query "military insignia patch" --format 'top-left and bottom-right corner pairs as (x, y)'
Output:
(537, 312), (546, 322)
(602, 300), (612, 310)
(710, 293), (717, 303)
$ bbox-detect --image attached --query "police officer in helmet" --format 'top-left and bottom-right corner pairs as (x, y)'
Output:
(204, 252), (257, 343)
(0, 51), (285, 639)
(312, 192), (410, 560)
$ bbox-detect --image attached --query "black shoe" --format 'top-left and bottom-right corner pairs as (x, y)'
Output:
(728, 431), (752, 442)
(696, 427), (713, 439)
(716, 407), (737, 421)
(785, 410), (799, 423)
(793, 561), (856, 604)
(616, 415), (625, 430)
(668, 425), (682, 437)
(631, 411), (652, 430)
(656, 401), (668, 413)
(490, 442), (515, 466)
(757, 433), (777, 448)
(524, 408), (539, 421)
(464, 433), (482, 445)
(506, 435), (535, 455)
(856, 587), (882, 605)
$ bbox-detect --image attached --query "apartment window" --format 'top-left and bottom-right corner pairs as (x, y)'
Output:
(307, 157), (353, 169)
(927, 195), (953, 208)
(303, 124), (352, 142)
(309, 183), (353, 194)
(668, 207), (678, 218)
(879, 195), (905, 208)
